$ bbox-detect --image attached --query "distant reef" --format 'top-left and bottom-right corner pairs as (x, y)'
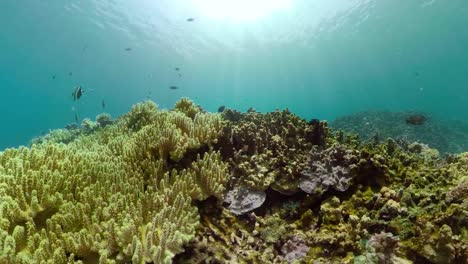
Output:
(0, 98), (466, 263)
(331, 110), (468, 155)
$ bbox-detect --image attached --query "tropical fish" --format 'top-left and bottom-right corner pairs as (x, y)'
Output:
(406, 114), (427, 125)
(72, 86), (84, 101)
(218, 105), (226, 112)
(187, 18), (195, 22)
(169, 86), (179, 90)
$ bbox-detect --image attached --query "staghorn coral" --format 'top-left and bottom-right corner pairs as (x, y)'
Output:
(0, 98), (228, 263)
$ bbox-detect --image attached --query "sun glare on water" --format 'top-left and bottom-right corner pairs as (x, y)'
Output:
(193, 0), (292, 22)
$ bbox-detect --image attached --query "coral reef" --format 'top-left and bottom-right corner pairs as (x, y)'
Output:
(331, 110), (468, 154)
(217, 108), (329, 194)
(299, 144), (359, 195)
(2, 98), (467, 264)
(0, 99), (228, 263)
(224, 186), (266, 215)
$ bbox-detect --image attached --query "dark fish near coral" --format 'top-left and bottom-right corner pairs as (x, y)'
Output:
(125, 47), (132, 51)
(186, 18), (195, 22)
(72, 86), (84, 101)
(169, 86), (179, 90)
(406, 114), (427, 125)
(74, 113), (79, 123)
(217, 105), (226, 112)
(102, 99), (106, 109)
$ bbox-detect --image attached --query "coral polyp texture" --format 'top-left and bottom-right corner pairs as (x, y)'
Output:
(0, 99), (227, 263)
(1, 99), (467, 264)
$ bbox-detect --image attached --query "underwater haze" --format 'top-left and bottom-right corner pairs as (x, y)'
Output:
(1, 0), (468, 150)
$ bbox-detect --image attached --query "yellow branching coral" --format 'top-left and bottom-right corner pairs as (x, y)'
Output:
(173, 97), (203, 119)
(0, 99), (228, 264)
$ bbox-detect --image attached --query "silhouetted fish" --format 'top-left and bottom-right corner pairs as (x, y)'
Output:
(102, 99), (106, 109)
(406, 114), (427, 125)
(169, 86), (179, 90)
(69, 72), (73, 76)
(217, 105), (226, 112)
(175, 67), (180, 71)
(187, 18), (195, 22)
(72, 86), (84, 101)
(74, 113), (79, 123)
(52, 75), (56, 80)
(125, 47), (132, 51)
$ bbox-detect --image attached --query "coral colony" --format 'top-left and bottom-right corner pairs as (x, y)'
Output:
(0, 98), (466, 263)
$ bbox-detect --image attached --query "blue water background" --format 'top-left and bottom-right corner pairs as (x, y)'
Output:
(1, 0), (467, 149)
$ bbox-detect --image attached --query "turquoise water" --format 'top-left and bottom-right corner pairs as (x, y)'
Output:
(1, 0), (467, 150)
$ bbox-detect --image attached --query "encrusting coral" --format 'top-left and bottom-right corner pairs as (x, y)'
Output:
(0, 98), (228, 263)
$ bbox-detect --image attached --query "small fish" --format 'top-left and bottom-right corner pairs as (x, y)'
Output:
(102, 99), (106, 109)
(74, 113), (79, 123)
(72, 86), (84, 101)
(69, 72), (73, 76)
(169, 86), (179, 90)
(125, 47), (132, 51)
(406, 114), (427, 125)
(187, 18), (195, 22)
(413, 71), (420, 77)
(175, 67), (180, 71)
(217, 105), (226, 113)
(178, 73), (182, 78)
(52, 75), (56, 80)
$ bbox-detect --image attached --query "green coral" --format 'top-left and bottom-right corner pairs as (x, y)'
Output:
(2, 99), (468, 264)
(0, 98), (228, 263)
(217, 108), (328, 193)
